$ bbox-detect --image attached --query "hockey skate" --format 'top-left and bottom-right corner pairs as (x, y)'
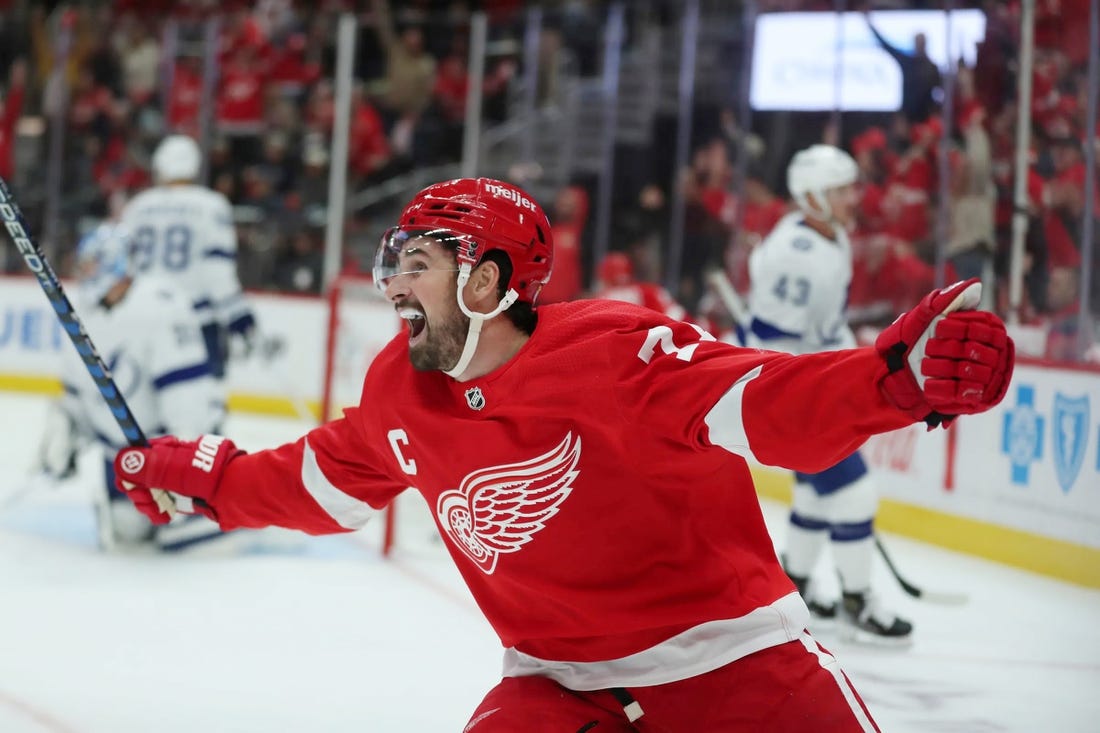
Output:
(838, 591), (913, 646)
(786, 572), (839, 627)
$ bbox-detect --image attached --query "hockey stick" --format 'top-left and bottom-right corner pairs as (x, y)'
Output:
(705, 268), (751, 329)
(874, 534), (968, 605)
(0, 177), (175, 517)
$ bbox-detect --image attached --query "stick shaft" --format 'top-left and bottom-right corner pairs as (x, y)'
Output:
(874, 534), (968, 605)
(0, 177), (174, 515)
(705, 269), (750, 327)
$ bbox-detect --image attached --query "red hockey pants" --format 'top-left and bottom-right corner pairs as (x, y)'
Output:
(463, 631), (879, 732)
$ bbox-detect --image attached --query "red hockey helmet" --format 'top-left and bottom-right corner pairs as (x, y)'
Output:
(598, 252), (634, 287)
(391, 177), (554, 304)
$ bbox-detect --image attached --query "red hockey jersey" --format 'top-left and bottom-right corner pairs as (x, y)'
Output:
(211, 300), (911, 688)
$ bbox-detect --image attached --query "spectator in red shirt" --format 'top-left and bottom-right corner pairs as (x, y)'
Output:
(539, 185), (589, 304)
(850, 126), (892, 235)
(724, 173), (787, 296)
(593, 251), (689, 323)
(217, 44), (269, 136)
(433, 43), (469, 125)
(881, 116), (940, 246)
(1035, 0), (1092, 65)
(167, 56), (203, 137)
(0, 58), (26, 181)
(1046, 133), (1098, 222)
(849, 233), (944, 327)
(217, 42), (270, 166)
(1042, 265), (1096, 363)
(738, 176), (787, 249)
(268, 32), (321, 101)
(349, 85), (391, 184)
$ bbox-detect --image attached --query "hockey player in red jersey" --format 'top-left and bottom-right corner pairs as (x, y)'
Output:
(113, 177), (1013, 732)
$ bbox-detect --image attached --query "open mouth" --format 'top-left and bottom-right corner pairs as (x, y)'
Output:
(399, 307), (426, 342)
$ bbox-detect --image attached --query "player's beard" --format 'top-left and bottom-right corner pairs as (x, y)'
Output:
(409, 299), (471, 372)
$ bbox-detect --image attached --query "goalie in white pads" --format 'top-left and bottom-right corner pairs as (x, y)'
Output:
(119, 134), (256, 384)
(37, 221), (227, 551)
(746, 144), (911, 643)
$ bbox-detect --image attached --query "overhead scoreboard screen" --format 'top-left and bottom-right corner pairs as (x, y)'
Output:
(750, 10), (987, 112)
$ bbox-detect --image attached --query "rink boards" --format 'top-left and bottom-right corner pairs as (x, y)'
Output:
(1, 275), (1097, 588)
(751, 356), (1100, 589)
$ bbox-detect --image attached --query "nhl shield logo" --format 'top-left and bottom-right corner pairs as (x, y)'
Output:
(1052, 393), (1089, 493)
(464, 386), (486, 410)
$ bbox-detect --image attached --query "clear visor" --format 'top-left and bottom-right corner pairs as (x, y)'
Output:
(372, 227), (471, 292)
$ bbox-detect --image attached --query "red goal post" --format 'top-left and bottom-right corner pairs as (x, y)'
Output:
(321, 274), (398, 423)
(322, 274), (400, 553)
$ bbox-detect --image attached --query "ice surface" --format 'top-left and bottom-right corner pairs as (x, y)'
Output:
(2, 392), (1097, 732)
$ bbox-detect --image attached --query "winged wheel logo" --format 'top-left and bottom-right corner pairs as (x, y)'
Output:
(436, 433), (581, 574)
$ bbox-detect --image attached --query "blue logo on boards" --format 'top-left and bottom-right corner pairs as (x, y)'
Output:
(1052, 393), (1089, 493)
(1002, 385), (1044, 485)
(0, 305), (65, 352)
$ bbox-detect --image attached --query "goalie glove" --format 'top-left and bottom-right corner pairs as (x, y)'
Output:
(113, 435), (242, 525)
(876, 278), (1014, 428)
(227, 312), (258, 361)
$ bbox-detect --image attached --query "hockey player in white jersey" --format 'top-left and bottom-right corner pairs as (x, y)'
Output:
(747, 144), (913, 643)
(37, 222), (227, 551)
(120, 134), (256, 384)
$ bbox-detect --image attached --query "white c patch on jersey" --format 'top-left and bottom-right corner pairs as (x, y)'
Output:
(436, 433), (581, 574)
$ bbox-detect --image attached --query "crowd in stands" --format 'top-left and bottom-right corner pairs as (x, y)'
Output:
(582, 0), (1099, 362)
(0, 0), (1096, 363)
(0, 0), (530, 290)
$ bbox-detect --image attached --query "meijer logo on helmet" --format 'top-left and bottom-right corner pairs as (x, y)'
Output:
(484, 183), (537, 213)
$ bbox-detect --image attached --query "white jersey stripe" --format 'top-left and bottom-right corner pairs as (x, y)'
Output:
(704, 365), (763, 464)
(798, 631), (879, 732)
(502, 591), (809, 690)
(301, 439), (379, 530)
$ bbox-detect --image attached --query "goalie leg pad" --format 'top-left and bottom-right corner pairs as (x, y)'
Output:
(38, 403), (81, 479)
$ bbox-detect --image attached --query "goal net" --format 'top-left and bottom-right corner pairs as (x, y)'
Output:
(321, 274), (445, 559)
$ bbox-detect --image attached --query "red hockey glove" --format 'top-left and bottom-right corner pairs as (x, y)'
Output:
(876, 278), (1014, 428)
(113, 435), (242, 525)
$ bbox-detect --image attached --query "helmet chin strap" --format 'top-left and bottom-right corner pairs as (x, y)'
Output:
(443, 263), (520, 379)
(804, 191), (848, 236)
(804, 190), (833, 223)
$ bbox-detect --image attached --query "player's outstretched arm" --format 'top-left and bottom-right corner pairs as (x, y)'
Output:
(726, 279), (1013, 473)
(875, 278), (1014, 428)
(113, 415), (404, 535)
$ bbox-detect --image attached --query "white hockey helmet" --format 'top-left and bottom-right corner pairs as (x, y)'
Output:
(786, 144), (858, 221)
(75, 222), (132, 306)
(152, 134), (202, 183)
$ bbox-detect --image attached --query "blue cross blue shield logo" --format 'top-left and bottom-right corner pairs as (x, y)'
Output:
(1051, 393), (1089, 493)
(1002, 385), (1044, 486)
